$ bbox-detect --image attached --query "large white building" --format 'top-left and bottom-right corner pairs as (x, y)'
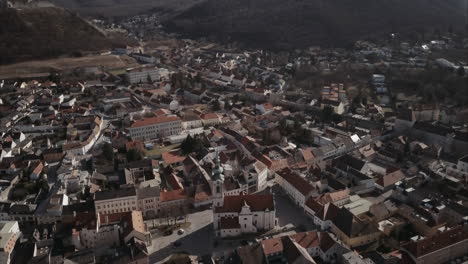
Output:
(125, 67), (160, 84)
(128, 115), (182, 140)
(94, 187), (138, 215)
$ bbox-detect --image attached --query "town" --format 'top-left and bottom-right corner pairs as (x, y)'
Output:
(0, 8), (468, 264)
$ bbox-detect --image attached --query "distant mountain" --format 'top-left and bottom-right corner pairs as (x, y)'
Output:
(48, 0), (203, 17)
(0, 5), (125, 64)
(164, 0), (466, 49)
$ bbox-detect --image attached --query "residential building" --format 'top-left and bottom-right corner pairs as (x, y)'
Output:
(128, 116), (182, 140)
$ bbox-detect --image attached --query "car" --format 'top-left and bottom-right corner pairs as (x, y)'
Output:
(177, 229), (185, 235)
(173, 241), (182, 248)
(163, 230), (173, 236)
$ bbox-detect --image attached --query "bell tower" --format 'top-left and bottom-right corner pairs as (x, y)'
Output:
(211, 153), (225, 207)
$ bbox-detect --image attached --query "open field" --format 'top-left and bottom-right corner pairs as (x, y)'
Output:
(0, 55), (139, 79)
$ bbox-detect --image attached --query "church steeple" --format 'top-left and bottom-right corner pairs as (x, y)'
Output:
(212, 152), (224, 182)
(211, 152), (225, 207)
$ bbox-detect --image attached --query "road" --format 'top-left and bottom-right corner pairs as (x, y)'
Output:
(148, 210), (216, 263)
(272, 185), (316, 230)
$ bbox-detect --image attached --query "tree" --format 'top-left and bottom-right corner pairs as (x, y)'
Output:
(126, 149), (142, 162)
(102, 143), (114, 161)
(180, 134), (204, 155)
(321, 106), (334, 123)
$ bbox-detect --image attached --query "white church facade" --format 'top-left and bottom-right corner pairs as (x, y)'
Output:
(210, 155), (277, 238)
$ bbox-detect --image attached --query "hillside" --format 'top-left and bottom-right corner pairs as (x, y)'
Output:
(0, 6), (124, 64)
(49, 0), (203, 17)
(164, 0), (466, 49)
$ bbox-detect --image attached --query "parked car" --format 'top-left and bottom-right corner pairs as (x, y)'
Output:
(177, 229), (185, 235)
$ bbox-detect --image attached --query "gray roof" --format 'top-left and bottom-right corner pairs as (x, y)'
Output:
(94, 187), (136, 201)
(136, 186), (160, 199)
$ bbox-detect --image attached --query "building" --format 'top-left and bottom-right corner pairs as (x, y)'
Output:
(0, 221), (20, 264)
(94, 187), (138, 215)
(211, 157), (277, 237)
(275, 168), (317, 208)
(213, 194), (277, 238)
(125, 67), (160, 84)
(128, 116), (182, 140)
(402, 225), (468, 264)
(200, 113), (221, 126)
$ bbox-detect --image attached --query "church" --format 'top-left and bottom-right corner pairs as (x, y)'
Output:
(210, 155), (277, 238)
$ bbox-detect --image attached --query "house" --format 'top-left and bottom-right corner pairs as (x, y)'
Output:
(402, 225), (468, 264)
(305, 198), (341, 230)
(29, 162), (44, 180)
(136, 187), (160, 219)
(331, 207), (381, 248)
(0, 221), (20, 264)
(321, 99), (345, 115)
(375, 169), (406, 191)
(72, 212), (119, 249)
(200, 113), (221, 126)
(236, 231), (349, 264)
(275, 168), (317, 208)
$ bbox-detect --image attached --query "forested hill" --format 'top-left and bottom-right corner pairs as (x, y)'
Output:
(164, 0), (465, 49)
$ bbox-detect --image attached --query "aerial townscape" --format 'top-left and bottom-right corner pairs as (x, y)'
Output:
(0, 0), (468, 264)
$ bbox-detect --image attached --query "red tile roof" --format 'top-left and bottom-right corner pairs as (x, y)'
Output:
(160, 189), (187, 202)
(130, 116), (180, 128)
(405, 225), (468, 258)
(215, 194), (274, 213)
(219, 216), (241, 229)
(162, 150), (186, 165)
(261, 237), (283, 255)
(200, 113), (219, 120)
(277, 168), (315, 196)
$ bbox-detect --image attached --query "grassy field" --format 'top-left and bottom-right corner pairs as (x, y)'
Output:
(0, 54), (138, 79)
(144, 143), (180, 158)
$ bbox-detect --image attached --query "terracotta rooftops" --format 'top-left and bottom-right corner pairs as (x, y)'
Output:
(261, 237), (283, 255)
(160, 189), (187, 202)
(130, 116), (180, 128)
(219, 216), (241, 229)
(277, 168), (315, 196)
(215, 194), (274, 213)
(405, 225), (468, 258)
(201, 113), (219, 120)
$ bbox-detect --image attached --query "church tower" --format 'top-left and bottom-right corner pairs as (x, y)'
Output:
(211, 153), (225, 207)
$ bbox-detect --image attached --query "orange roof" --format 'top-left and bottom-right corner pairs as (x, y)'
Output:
(201, 113), (218, 120)
(131, 115), (180, 128)
(215, 194), (274, 213)
(162, 150), (186, 165)
(261, 237), (283, 255)
(160, 189), (187, 202)
(276, 168), (315, 196)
